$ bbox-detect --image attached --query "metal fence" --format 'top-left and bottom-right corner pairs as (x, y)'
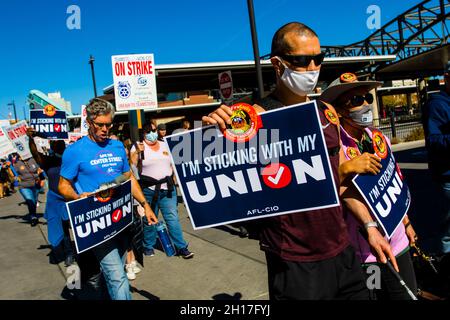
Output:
(373, 113), (424, 141)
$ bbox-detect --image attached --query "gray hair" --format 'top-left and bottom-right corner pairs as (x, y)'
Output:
(86, 98), (115, 121)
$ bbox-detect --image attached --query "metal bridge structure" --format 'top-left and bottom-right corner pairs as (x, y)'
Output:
(322, 0), (450, 62)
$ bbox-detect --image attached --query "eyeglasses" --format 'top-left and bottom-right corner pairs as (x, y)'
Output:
(347, 93), (374, 107)
(92, 121), (113, 129)
(279, 52), (325, 68)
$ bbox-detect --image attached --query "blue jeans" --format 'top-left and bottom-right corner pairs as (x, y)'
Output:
(142, 188), (188, 250)
(441, 182), (450, 254)
(19, 186), (40, 219)
(92, 233), (131, 300)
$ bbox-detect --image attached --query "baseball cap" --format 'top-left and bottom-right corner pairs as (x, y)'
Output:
(320, 72), (383, 104)
(157, 123), (166, 130)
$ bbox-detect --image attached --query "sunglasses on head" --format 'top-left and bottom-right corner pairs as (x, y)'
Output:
(279, 52), (325, 68)
(347, 93), (374, 107)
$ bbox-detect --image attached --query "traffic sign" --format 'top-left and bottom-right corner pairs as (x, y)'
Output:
(218, 71), (233, 101)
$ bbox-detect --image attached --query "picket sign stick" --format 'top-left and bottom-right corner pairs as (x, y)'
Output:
(385, 259), (418, 300)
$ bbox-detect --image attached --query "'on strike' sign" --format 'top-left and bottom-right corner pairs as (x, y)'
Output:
(111, 54), (158, 111)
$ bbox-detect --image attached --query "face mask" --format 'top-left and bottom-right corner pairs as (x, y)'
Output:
(278, 59), (320, 96)
(347, 104), (373, 127)
(145, 131), (158, 142)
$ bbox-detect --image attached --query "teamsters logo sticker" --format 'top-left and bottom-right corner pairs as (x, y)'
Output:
(43, 104), (56, 117)
(340, 72), (357, 83)
(223, 103), (262, 142)
(346, 147), (360, 159)
(95, 188), (114, 203)
(372, 131), (388, 159)
(324, 109), (338, 125)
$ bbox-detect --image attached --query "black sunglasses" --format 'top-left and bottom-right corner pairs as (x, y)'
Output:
(279, 52), (325, 68)
(348, 93), (374, 107)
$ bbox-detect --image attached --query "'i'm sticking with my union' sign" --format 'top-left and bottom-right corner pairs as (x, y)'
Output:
(352, 144), (411, 239)
(30, 109), (68, 140)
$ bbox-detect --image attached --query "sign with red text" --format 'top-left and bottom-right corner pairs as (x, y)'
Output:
(111, 54), (158, 111)
(67, 132), (84, 144)
(0, 127), (16, 158)
(3, 120), (32, 159)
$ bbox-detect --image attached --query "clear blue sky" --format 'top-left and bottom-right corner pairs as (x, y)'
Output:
(0, 0), (419, 118)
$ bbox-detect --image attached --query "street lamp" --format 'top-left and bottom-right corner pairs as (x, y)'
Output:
(7, 101), (18, 122)
(89, 55), (98, 98)
(247, 0), (264, 101)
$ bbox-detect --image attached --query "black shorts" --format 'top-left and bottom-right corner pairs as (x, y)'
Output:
(265, 245), (369, 300)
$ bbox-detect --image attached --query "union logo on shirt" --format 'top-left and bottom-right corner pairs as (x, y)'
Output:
(91, 150), (124, 176)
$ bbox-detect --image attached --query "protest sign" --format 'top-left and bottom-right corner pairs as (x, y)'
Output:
(0, 120), (11, 128)
(30, 107), (68, 140)
(67, 132), (84, 144)
(165, 101), (340, 229)
(0, 127), (16, 158)
(111, 54), (158, 111)
(81, 105), (88, 135)
(66, 180), (133, 253)
(3, 120), (32, 159)
(352, 139), (411, 238)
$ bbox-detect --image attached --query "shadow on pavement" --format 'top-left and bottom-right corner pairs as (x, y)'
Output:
(130, 286), (160, 300)
(212, 292), (242, 300)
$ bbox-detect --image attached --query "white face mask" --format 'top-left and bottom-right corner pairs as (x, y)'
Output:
(347, 104), (373, 127)
(278, 59), (320, 96)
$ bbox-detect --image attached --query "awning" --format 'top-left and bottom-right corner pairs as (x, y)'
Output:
(376, 44), (450, 80)
(103, 55), (396, 94)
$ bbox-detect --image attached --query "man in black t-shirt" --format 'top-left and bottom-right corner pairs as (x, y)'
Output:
(203, 22), (398, 300)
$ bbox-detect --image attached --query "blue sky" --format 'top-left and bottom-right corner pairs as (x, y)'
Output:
(0, 0), (420, 117)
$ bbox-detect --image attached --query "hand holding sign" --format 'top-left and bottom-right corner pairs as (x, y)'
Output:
(202, 104), (233, 130)
(342, 152), (382, 177)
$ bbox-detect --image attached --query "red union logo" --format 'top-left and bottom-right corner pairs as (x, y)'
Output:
(44, 104), (56, 117)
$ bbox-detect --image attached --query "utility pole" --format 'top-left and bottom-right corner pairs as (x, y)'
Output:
(7, 101), (18, 122)
(89, 55), (98, 98)
(247, 0), (264, 101)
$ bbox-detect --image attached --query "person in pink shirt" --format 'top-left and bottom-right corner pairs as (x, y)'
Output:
(131, 122), (194, 259)
(321, 72), (418, 300)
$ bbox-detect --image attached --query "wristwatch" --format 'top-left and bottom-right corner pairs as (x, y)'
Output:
(364, 221), (378, 229)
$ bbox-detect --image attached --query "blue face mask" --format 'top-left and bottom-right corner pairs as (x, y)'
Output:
(145, 131), (158, 142)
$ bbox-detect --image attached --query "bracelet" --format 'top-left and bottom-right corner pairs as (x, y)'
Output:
(364, 221), (378, 229)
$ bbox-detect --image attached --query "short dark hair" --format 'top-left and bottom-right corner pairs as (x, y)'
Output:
(270, 22), (318, 57)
